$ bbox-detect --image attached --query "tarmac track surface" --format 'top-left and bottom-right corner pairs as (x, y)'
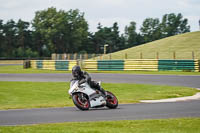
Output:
(0, 101), (200, 126)
(0, 73), (200, 125)
(0, 73), (200, 88)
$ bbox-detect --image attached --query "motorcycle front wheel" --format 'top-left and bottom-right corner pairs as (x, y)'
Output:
(72, 93), (90, 110)
(106, 91), (118, 109)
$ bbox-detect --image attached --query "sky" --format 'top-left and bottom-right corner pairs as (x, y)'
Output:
(0, 0), (200, 33)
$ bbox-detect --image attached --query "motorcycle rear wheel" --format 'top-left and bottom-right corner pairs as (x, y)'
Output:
(72, 93), (90, 110)
(106, 91), (118, 109)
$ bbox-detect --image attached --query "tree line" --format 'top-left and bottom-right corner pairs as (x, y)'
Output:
(0, 7), (190, 58)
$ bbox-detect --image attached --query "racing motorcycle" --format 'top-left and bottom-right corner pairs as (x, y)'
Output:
(69, 80), (118, 110)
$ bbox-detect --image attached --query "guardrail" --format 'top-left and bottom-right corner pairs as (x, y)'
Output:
(158, 59), (199, 72)
(28, 59), (200, 72)
(83, 59), (200, 72)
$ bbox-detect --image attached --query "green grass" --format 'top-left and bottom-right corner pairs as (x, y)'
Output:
(0, 65), (68, 74)
(0, 81), (198, 110)
(100, 31), (200, 59)
(0, 118), (200, 133)
(0, 60), (23, 64)
(1, 65), (200, 75)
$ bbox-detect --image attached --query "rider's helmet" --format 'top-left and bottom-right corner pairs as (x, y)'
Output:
(72, 65), (82, 78)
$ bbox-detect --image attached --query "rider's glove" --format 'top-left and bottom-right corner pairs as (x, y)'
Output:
(78, 79), (86, 85)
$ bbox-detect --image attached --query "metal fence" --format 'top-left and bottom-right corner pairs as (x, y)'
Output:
(52, 52), (200, 60)
(1, 51), (199, 61)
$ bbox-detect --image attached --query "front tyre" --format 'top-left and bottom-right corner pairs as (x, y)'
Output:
(72, 93), (90, 111)
(106, 91), (118, 109)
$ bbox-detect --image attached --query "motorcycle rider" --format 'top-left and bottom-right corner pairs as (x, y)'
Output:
(71, 65), (106, 96)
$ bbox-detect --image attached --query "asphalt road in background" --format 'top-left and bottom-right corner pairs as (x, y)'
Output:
(0, 73), (200, 88)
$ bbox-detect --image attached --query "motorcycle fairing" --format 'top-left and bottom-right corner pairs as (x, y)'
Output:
(69, 81), (106, 108)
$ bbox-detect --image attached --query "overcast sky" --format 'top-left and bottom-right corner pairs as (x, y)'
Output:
(0, 0), (199, 33)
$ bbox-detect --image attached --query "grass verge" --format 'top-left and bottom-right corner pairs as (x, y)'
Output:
(0, 65), (67, 74)
(0, 81), (198, 110)
(0, 118), (200, 133)
(0, 65), (200, 75)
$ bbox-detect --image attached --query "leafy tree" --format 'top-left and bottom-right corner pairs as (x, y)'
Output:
(32, 7), (60, 55)
(0, 20), (4, 57)
(160, 13), (190, 37)
(80, 32), (95, 53)
(110, 22), (121, 52)
(0, 19), (39, 58)
(14, 47), (24, 57)
(140, 18), (161, 43)
(124, 21), (138, 48)
(16, 19), (32, 57)
(32, 31), (46, 56)
(93, 22), (122, 53)
(136, 33), (145, 45)
(32, 7), (89, 55)
(65, 9), (89, 53)
(92, 23), (105, 53)
(118, 34), (126, 50)
(140, 13), (190, 44)
(0, 10), (192, 58)
(24, 48), (39, 58)
(2, 19), (17, 57)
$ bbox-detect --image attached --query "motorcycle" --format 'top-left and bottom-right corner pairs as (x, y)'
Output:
(68, 80), (118, 110)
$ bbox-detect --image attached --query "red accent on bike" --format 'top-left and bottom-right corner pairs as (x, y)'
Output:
(75, 95), (89, 108)
(107, 92), (117, 105)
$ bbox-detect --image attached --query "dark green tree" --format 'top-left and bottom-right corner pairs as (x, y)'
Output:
(140, 18), (161, 43)
(93, 22), (122, 53)
(0, 20), (4, 57)
(160, 13), (190, 37)
(15, 19), (35, 57)
(124, 21), (138, 48)
(110, 22), (121, 52)
(2, 20), (17, 57)
(32, 31), (46, 56)
(92, 23), (106, 53)
(32, 7), (89, 55)
(79, 32), (95, 53)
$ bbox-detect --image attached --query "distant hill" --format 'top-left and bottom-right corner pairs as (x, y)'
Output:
(100, 31), (200, 59)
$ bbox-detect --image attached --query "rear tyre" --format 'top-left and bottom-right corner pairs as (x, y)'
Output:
(72, 93), (90, 111)
(106, 91), (118, 109)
